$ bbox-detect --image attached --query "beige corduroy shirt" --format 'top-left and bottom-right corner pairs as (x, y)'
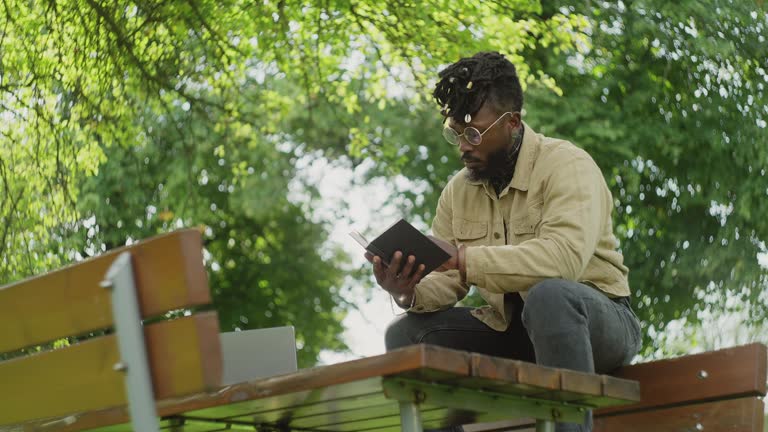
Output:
(407, 122), (630, 331)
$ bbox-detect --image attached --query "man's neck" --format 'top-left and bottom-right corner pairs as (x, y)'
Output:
(490, 125), (525, 195)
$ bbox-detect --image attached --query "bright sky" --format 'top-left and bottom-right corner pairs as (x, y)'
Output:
(289, 155), (416, 364)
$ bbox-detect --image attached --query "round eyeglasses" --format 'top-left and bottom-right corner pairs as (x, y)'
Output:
(442, 111), (514, 146)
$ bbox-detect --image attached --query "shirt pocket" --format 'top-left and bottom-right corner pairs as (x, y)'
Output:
(453, 218), (488, 246)
(511, 207), (542, 243)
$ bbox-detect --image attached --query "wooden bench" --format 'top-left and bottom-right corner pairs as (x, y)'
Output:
(463, 343), (767, 432)
(595, 343), (767, 432)
(0, 230), (222, 431)
(0, 229), (641, 432)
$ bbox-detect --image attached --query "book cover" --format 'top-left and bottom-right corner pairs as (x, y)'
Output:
(350, 219), (451, 277)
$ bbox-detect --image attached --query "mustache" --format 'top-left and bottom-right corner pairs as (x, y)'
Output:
(461, 154), (481, 162)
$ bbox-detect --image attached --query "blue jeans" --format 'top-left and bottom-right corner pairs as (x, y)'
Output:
(385, 279), (642, 432)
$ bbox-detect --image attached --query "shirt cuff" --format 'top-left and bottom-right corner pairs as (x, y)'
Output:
(465, 246), (486, 288)
(405, 281), (452, 313)
(407, 285), (429, 312)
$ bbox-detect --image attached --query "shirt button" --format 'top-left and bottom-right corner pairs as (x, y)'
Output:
(494, 232), (501, 239)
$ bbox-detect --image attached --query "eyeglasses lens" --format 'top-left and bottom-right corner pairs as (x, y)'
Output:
(464, 127), (481, 146)
(442, 127), (459, 145)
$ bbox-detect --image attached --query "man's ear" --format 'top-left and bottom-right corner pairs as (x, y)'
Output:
(508, 112), (522, 129)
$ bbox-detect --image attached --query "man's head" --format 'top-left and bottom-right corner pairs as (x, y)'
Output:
(433, 52), (524, 182)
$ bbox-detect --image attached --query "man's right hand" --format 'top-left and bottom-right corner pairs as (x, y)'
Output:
(364, 251), (425, 306)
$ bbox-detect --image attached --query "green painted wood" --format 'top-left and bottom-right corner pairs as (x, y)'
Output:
(227, 392), (394, 427)
(383, 378), (586, 424)
(184, 377), (384, 420)
(89, 418), (230, 431)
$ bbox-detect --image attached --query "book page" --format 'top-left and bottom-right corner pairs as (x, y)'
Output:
(348, 230), (369, 248)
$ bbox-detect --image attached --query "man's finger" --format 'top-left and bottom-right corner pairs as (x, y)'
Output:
(387, 251), (402, 279)
(409, 264), (426, 285)
(400, 255), (416, 279)
(373, 256), (387, 281)
(364, 252), (374, 263)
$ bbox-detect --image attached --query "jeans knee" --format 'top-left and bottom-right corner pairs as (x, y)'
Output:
(384, 315), (414, 351)
(521, 279), (574, 326)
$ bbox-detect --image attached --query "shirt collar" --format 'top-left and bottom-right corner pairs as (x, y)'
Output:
(465, 120), (539, 193)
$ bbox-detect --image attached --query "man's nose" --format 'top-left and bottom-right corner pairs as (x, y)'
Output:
(458, 136), (474, 153)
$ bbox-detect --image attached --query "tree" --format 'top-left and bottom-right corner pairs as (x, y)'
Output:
(72, 86), (350, 365)
(523, 1), (768, 355)
(4, 0), (764, 361)
(1, 0), (578, 363)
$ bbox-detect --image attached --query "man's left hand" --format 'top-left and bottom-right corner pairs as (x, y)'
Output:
(428, 235), (459, 272)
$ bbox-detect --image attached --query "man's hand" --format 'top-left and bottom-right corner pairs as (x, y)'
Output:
(428, 236), (458, 271)
(364, 251), (425, 305)
(427, 236), (467, 282)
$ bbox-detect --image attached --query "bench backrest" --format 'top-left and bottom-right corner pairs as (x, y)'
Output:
(0, 229), (222, 426)
(594, 342), (767, 432)
(463, 342), (767, 432)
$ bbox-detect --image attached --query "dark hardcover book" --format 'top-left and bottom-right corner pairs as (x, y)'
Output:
(350, 219), (452, 277)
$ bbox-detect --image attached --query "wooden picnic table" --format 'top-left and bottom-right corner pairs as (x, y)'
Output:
(10, 344), (639, 432)
(0, 230), (639, 432)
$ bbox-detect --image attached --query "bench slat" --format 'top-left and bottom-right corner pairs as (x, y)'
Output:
(597, 343), (768, 415)
(0, 229), (210, 354)
(595, 397), (765, 432)
(0, 311), (221, 425)
(463, 397), (766, 432)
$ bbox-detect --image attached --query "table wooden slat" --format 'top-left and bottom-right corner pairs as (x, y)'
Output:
(541, 369), (603, 402)
(466, 354), (560, 395)
(468, 353), (639, 407)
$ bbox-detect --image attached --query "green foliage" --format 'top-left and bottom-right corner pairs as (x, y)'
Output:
(522, 1), (768, 356)
(1, 0), (573, 364)
(2, 0), (766, 362)
(73, 88), (349, 365)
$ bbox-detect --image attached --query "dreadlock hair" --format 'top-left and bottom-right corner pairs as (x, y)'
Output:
(433, 52), (524, 124)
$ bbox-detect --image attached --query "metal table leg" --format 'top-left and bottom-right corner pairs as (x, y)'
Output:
(399, 400), (423, 432)
(535, 419), (556, 432)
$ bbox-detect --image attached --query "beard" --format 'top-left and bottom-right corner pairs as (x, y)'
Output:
(465, 128), (524, 193)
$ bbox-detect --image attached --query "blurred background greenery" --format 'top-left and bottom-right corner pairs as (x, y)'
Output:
(1, 0), (766, 366)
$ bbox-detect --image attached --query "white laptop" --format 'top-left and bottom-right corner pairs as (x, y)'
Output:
(219, 326), (298, 385)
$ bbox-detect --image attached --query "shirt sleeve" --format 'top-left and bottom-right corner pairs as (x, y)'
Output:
(404, 182), (469, 312)
(465, 151), (608, 293)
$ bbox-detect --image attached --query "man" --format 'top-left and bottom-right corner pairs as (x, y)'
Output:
(365, 52), (641, 432)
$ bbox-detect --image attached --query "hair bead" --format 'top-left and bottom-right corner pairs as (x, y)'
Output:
(432, 52), (523, 125)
